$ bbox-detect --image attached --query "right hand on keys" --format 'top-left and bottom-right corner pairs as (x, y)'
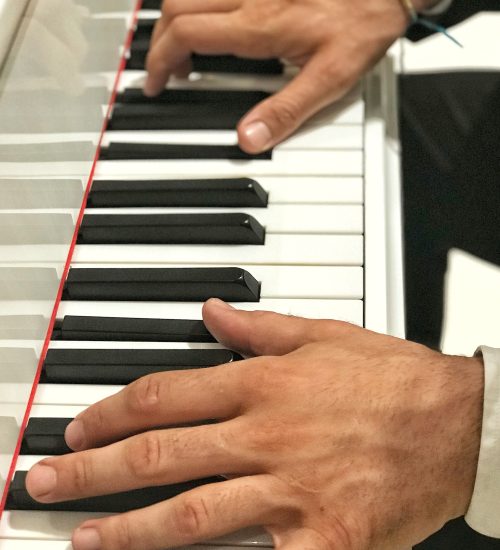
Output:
(26, 299), (483, 550)
(144, 0), (441, 153)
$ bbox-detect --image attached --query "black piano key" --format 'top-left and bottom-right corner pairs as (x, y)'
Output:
(51, 316), (216, 342)
(86, 178), (269, 208)
(127, 50), (284, 74)
(192, 54), (284, 75)
(78, 213), (265, 245)
(20, 418), (72, 455)
(99, 142), (272, 161)
(41, 348), (242, 385)
(61, 268), (261, 302)
(140, 0), (161, 10)
(7, 471), (222, 512)
(116, 88), (270, 107)
(108, 103), (248, 130)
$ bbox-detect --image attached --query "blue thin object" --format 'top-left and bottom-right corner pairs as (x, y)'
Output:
(408, 11), (463, 48)
(415, 17), (464, 47)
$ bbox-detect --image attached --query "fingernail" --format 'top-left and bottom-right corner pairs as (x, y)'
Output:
(73, 527), (101, 550)
(65, 419), (85, 450)
(27, 464), (57, 498)
(242, 120), (272, 153)
(209, 298), (234, 310)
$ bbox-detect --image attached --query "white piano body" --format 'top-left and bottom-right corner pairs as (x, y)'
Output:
(0, 0), (405, 548)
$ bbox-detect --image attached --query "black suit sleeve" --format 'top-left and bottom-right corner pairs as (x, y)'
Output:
(406, 0), (499, 41)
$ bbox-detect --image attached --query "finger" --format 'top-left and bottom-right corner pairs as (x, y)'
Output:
(27, 422), (252, 503)
(149, 0), (241, 51)
(145, 12), (244, 96)
(238, 46), (359, 153)
(275, 528), (335, 550)
(63, 365), (242, 451)
(71, 475), (291, 550)
(202, 298), (355, 357)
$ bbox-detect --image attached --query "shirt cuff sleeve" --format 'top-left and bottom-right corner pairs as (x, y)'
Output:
(421, 0), (453, 15)
(465, 346), (500, 538)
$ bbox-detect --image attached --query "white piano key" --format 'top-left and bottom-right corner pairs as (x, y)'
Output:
(103, 124), (363, 149)
(67, 264), (364, 299)
(49, 341), (225, 350)
(56, 299), (363, 324)
(85, 204), (364, 234)
(93, 175), (364, 204)
(29, 404), (87, 419)
(96, 150), (362, 177)
(35, 384), (123, 405)
(0, 512), (272, 547)
(73, 234), (364, 266)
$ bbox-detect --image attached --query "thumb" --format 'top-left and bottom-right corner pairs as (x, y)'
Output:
(237, 47), (351, 154)
(202, 298), (348, 357)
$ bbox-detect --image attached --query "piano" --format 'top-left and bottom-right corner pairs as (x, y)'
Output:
(0, 0), (405, 548)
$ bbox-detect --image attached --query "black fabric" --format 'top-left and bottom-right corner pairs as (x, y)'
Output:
(78, 213), (265, 245)
(52, 316), (216, 342)
(400, 71), (500, 351)
(41, 348), (241, 384)
(400, 71), (500, 549)
(61, 267), (261, 302)
(406, 0), (499, 42)
(87, 178), (269, 208)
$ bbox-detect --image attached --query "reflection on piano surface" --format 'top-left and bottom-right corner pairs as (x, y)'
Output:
(0, 0), (404, 548)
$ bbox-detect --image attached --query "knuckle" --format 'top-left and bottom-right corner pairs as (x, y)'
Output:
(172, 496), (212, 538)
(267, 97), (302, 131)
(325, 512), (368, 550)
(126, 432), (164, 481)
(110, 515), (134, 550)
(71, 455), (94, 493)
(126, 374), (163, 415)
(82, 402), (106, 441)
(169, 16), (191, 42)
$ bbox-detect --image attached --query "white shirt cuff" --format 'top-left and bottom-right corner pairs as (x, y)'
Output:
(465, 346), (500, 538)
(421, 0), (453, 15)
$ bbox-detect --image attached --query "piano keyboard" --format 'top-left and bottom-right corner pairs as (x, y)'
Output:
(0, 0), (404, 548)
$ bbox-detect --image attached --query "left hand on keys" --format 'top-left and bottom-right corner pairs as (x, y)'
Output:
(27, 298), (483, 550)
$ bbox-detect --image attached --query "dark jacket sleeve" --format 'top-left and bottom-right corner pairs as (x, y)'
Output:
(406, 0), (499, 41)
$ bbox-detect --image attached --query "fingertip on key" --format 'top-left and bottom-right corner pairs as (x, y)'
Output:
(73, 527), (102, 550)
(65, 419), (85, 451)
(26, 464), (57, 500)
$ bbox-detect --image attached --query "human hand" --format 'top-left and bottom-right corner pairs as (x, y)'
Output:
(144, 0), (440, 153)
(26, 299), (483, 550)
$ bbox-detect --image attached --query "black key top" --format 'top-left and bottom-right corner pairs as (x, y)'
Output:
(126, 47), (284, 74)
(61, 268), (261, 302)
(192, 54), (284, 75)
(140, 0), (161, 9)
(20, 418), (72, 455)
(78, 213), (265, 245)
(86, 178), (269, 208)
(99, 143), (272, 161)
(108, 103), (249, 130)
(116, 88), (270, 106)
(52, 316), (215, 342)
(41, 348), (242, 384)
(7, 471), (221, 512)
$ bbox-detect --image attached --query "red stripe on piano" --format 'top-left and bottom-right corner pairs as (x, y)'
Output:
(0, 0), (145, 518)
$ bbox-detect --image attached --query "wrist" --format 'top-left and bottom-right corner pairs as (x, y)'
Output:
(446, 355), (484, 518)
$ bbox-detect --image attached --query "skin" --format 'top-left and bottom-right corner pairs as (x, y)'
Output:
(144, 0), (440, 153)
(26, 299), (483, 550)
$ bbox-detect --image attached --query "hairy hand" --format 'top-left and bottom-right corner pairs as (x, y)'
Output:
(27, 299), (483, 550)
(144, 0), (439, 153)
